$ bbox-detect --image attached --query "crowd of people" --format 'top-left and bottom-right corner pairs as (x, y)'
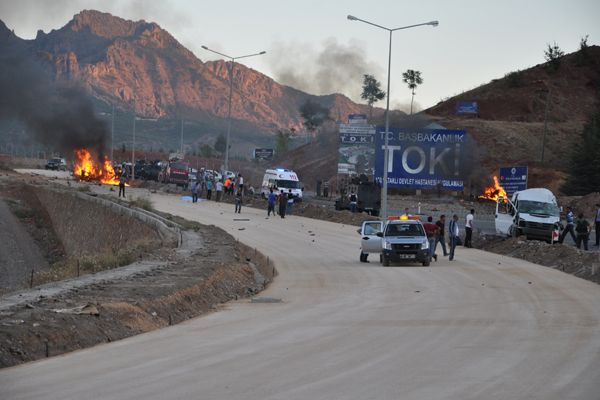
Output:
(189, 171), (248, 213)
(558, 203), (600, 251)
(417, 210), (470, 262)
(266, 188), (296, 219)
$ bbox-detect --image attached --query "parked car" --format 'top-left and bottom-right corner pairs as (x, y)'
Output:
(45, 158), (67, 171)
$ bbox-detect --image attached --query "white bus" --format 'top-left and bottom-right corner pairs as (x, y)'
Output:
(261, 168), (303, 201)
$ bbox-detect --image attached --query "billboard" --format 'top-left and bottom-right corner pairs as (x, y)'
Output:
(456, 101), (478, 114)
(253, 148), (274, 160)
(499, 166), (528, 196)
(338, 117), (376, 176)
(374, 128), (467, 190)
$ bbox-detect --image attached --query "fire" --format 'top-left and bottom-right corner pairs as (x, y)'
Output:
(73, 148), (122, 186)
(479, 176), (508, 202)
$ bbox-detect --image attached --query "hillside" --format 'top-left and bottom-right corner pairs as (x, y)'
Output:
(275, 48), (600, 195)
(0, 10), (376, 151)
(425, 46), (600, 193)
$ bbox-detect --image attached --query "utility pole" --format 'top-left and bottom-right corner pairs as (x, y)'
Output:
(132, 111), (136, 180)
(180, 118), (184, 155)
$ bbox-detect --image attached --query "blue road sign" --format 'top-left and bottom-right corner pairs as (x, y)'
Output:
(499, 166), (528, 196)
(456, 101), (478, 114)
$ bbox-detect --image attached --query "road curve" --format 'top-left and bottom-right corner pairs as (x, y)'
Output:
(1, 191), (599, 400)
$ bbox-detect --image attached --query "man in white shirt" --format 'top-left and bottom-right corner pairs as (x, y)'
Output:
(465, 209), (474, 248)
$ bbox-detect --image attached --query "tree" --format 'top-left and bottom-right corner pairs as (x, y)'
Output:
(276, 130), (290, 156)
(576, 35), (590, 66)
(214, 134), (226, 154)
(562, 101), (600, 195)
(544, 41), (564, 71)
(299, 100), (330, 134)
(200, 144), (214, 158)
(402, 69), (423, 115)
(361, 74), (386, 120)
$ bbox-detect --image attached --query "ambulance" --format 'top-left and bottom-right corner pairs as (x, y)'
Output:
(261, 168), (303, 201)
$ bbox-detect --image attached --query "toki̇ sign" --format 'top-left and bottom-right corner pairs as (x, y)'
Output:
(374, 128), (467, 190)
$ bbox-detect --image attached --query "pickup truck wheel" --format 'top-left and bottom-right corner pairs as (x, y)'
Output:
(422, 260), (430, 267)
(382, 255), (390, 267)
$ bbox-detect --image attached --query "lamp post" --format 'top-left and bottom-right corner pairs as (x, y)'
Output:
(201, 46), (266, 171)
(347, 15), (438, 221)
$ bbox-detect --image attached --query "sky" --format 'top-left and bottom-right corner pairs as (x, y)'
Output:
(1, 0), (599, 112)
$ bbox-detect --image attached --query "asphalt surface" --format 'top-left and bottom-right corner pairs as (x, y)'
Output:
(2, 175), (600, 399)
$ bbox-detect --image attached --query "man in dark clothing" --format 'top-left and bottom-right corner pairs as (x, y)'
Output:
(435, 215), (448, 256)
(559, 206), (577, 244)
(423, 216), (439, 262)
(267, 188), (277, 216)
(349, 191), (358, 213)
(234, 189), (242, 214)
(575, 213), (590, 251)
(118, 174), (126, 198)
(449, 214), (460, 261)
(595, 203), (600, 247)
(278, 190), (287, 218)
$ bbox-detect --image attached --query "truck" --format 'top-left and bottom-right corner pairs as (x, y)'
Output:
(159, 159), (190, 188)
(359, 216), (431, 267)
(495, 188), (561, 242)
(335, 174), (380, 216)
(261, 168), (303, 201)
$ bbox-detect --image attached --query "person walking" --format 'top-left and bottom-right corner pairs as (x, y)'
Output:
(234, 189), (243, 213)
(237, 173), (244, 193)
(191, 180), (199, 203)
(278, 190), (287, 219)
(349, 191), (358, 213)
(575, 213), (591, 251)
(286, 189), (294, 215)
(206, 179), (213, 200)
(435, 214), (449, 256)
(223, 177), (231, 195)
(595, 203), (600, 247)
(559, 206), (577, 245)
(464, 209), (474, 248)
(423, 216), (439, 262)
(215, 180), (224, 202)
(267, 188), (277, 216)
(118, 173), (127, 198)
(449, 214), (460, 261)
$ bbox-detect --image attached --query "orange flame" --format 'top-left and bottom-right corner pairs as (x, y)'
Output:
(73, 148), (122, 186)
(479, 176), (508, 202)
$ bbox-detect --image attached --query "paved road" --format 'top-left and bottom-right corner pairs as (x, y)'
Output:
(1, 184), (600, 399)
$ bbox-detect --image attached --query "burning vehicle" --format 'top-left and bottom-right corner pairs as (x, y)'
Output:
(72, 148), (123, 186)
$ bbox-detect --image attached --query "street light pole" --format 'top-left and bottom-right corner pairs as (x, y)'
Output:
(347, 15), (438, 221)
(201, 46), (266, 171)
(111, 104), (115, 161)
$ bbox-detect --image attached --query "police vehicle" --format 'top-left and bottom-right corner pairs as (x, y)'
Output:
(359, 216), (431, 267)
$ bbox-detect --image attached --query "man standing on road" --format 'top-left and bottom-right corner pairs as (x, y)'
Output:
(559, 206), (577, 245)
(237, 173), (244, 194)
(234, 189), (243, 214)
(191, 180), (199, 203)
(349, 191), (358, 213)
(267, 188), (277, 217)
(595, 203), (600, 247)
(215, 180), (224, 202)
(278, 190), (287, 219)
(465, 209), (474, 248)
(206, 179), (213, 200)
(436, 214), (449, 256)
(423, 216), (439, 262)
(118, 173), (126, 198)
(287, 189), (294, 215)
(449, 214), (460, 261)
(575, 213), (591, 251)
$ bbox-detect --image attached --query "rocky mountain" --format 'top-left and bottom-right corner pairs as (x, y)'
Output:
(1, 10), (373, 136)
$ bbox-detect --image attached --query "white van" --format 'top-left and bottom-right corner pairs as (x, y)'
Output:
(495, 188), (561, 242)
(261, 168), (303, 201)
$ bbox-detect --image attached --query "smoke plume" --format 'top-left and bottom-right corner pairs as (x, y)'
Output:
(0, 44), (107, 157)
(269, 38), (384, 101)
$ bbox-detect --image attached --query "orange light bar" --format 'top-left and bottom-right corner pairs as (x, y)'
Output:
(388, 215), (420, 221)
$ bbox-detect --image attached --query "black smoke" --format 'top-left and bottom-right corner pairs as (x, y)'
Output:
(0, 40), (107, 158)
